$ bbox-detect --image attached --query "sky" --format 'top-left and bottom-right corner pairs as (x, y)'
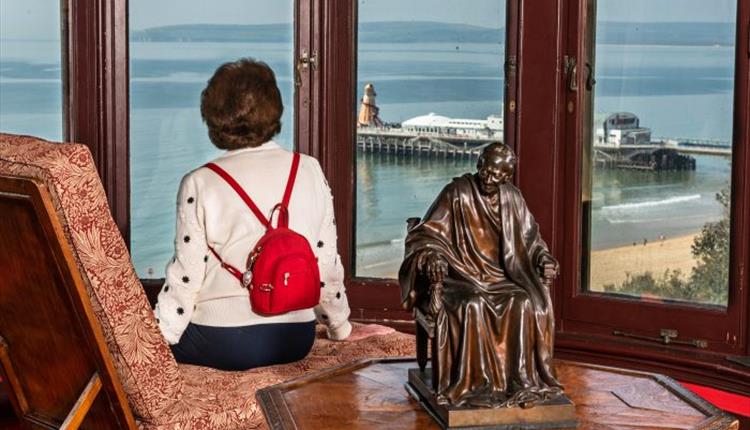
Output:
(0, 0), (738, 40)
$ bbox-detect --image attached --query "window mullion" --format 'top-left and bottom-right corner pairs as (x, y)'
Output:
(66, 0), (130, 245)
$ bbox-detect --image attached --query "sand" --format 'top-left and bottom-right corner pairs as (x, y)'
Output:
(589, 234), (698, 290)
(360, 233), (700, 288)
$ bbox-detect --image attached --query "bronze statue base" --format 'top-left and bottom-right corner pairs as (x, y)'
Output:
(406, 368), (578, 429)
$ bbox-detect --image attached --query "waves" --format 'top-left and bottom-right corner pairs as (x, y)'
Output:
(602, 194), (701, 211)
(600, 194), (704, 224)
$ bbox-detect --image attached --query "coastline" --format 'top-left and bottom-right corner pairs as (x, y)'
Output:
(356, 232), (701, 286)
(589, 233), (698, 290)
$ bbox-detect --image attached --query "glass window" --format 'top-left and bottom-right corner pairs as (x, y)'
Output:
(0, 1), (63, 140)
(129, 1), (295, 277)
(581, 0), (736, 306)
(355, 0), (506, 278)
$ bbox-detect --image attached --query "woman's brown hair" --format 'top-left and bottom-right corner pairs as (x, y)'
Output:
(201, 58), (283, 149)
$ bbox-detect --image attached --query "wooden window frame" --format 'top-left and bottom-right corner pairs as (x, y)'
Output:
(65, 0), (130, 243)
(61, 0), (749, 392)
(328, 0), (523, 332)
(522, 0), (750, 393)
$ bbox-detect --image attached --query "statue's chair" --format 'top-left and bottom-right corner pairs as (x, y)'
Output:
(406, 217), (440, 391)
(0, 133), (415, 430)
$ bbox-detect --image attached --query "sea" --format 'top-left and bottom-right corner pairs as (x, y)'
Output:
(0, 39), (734, 278)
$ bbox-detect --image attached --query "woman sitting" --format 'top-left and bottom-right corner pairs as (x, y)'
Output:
(155, 58), (351, 371)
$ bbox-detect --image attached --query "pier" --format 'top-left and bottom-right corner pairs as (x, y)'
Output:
(356, 126), (493, 158)
(592, 139), (730, 171)
(355, 89), (731, 169)
(357, 127), (731, 168)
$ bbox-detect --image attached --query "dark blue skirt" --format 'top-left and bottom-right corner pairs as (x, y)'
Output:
(171, 320), (316, 371)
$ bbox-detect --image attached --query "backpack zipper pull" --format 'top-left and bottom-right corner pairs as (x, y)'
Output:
(242, 270), (253, 288)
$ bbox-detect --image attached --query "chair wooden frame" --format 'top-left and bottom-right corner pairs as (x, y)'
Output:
(0, 175), (137, 429)
(405, 217), (441, 390)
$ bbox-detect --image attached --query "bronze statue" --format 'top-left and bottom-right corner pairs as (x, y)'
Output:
(400, 143), (564, 412)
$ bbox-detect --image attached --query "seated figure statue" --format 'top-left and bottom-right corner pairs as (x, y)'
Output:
(399, 142), (563, 409)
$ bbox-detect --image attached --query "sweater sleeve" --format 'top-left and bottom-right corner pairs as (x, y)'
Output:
(311, 161), (352, 341)
(155, 172), (208, 345)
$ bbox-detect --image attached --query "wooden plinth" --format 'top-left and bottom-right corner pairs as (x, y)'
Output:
(257, 358), (738, 430)
(406, 368), (577, 429)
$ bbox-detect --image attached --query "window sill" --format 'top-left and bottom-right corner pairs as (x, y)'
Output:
(556, 331), (750, 395)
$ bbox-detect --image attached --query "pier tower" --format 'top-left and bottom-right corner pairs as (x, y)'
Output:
(357, 83), (383, 127)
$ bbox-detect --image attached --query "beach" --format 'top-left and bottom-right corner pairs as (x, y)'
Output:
(589, 233), (698, 290)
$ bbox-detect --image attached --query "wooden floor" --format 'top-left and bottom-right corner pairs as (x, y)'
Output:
(259, 359), (740, 430)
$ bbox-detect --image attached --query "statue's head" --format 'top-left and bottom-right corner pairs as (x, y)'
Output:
(476, 143), (516, 195)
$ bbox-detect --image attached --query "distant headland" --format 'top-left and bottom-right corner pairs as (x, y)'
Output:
(129, 21), (734, 46)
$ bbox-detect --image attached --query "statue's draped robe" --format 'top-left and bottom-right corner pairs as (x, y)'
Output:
(399, 174), (562, 408)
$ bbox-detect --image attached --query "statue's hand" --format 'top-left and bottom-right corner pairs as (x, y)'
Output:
(540, 255), (559, 285)
(418, 251), (449, 285)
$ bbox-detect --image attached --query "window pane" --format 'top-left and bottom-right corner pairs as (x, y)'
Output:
(0, 1), (62, 140)
(129, 1), (294, 277)
(582, 1), (735, 306)
(355, 1), (506, 278)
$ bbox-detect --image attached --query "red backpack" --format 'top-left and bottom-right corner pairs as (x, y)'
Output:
(204, 153), (321, 315)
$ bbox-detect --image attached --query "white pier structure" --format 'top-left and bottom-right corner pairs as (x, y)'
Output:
(594, 112), (731, 157)
(357, 113), (503, 158)
(354, 85), (730, 164)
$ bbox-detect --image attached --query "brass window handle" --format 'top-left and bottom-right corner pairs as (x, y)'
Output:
(565, 56), (578, 92)
(295, 49), (318, 87)
(585, 62), (596, 91)
(613, 329), (708, 349)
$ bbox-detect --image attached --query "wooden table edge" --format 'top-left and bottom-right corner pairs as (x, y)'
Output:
(256, 357), (739, 430)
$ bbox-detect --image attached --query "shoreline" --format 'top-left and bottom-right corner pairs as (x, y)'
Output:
(355, 232), (701, 284)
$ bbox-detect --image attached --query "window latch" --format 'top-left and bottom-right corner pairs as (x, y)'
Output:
(505, 55), (517, 78)
(564, 56), (578, 92)
(613, 329), (708, 349)
(295, 49), (318, 87)
(584, 61), (596, 91)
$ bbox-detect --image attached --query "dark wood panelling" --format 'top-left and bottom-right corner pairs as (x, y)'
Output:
(294, 0), (316, 156)
(514, 0), (567, 321)
(316, 0), (357, 280)
(733, 0), (750, 358)
(65, 0), (130, 245)
(556, 332), (750, 395)
(0, 385), (22, 430)
(315, 0), (361, 307)
(514, 0), (564, 247)
(0, 176), (136, 428)
(504, 0), (522, 153)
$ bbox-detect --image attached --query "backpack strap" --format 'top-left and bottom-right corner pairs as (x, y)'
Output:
(204, 162), (270, 229)
(275, 152), (301, 228)
(203, 153), (301, 283)
(207, 245), (243, 282)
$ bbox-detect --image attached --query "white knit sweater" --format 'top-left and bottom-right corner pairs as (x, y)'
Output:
(155, 141), (352, 344)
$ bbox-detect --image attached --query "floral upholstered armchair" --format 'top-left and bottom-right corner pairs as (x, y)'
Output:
(0, 133), (414, 430)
